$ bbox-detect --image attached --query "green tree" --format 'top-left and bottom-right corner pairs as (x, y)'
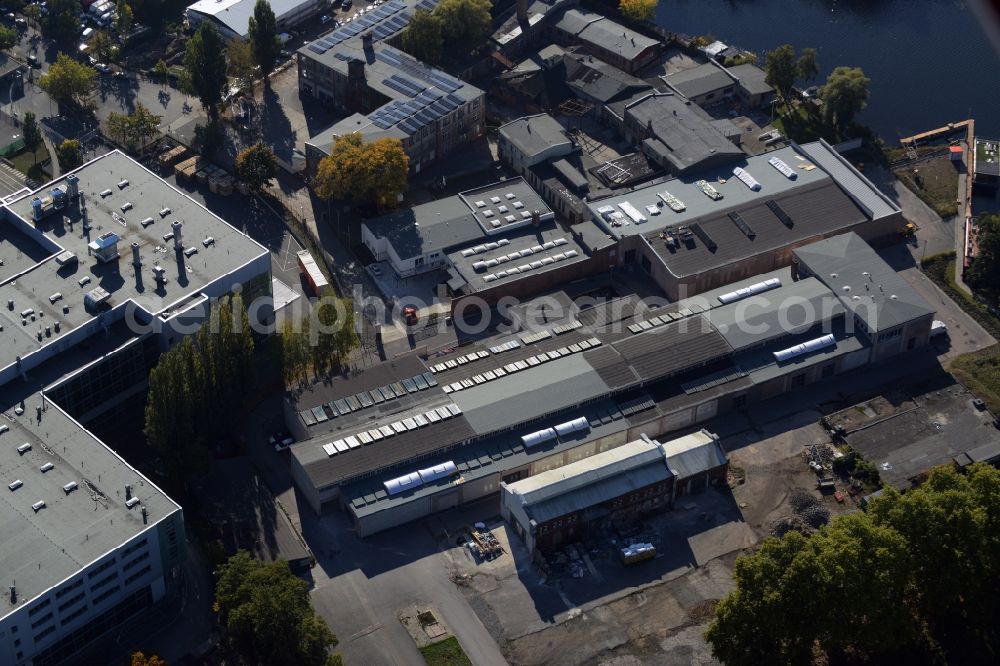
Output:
(706, 464), (1000, 665)
(127, 102), (161, 150)
(21, 111), (41, 163)
(0, 25), (17, 51)
(41, 0), (80, 46)
(401, 10), (443, 65)
(88, 30), (117, 64)
(215, 551), (338, 666)
(764, 44), (797, 107)
(435, 0), (492, 52)
(184, 21), (228, 117)
(967, 214), (1000, 291)
(116, 0), (134, 36)
(144, 295), (255, 483)
(618, 0), (657, 23)
(279, 316), (311, 386)
(313, 134), (409, 208)
(105, 111), (130, 145)
(797, 47), (819, 84)
(227, 38), (256, 93)
(55, 138), (82, 170)
(38, 54), (97, 106)
(310, 290), (357, 374)
(820, 65), (870, 129)
(235, 142), (277, 192)
(247, 0), (280, 82)
(154, 59), (169, 86)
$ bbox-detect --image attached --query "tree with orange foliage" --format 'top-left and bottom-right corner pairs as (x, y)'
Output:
(313, 134), (409, 209)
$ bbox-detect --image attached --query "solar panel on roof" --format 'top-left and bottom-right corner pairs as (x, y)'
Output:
(416, 110), (436, 125)
(372, 117), (394, 129)
(333, 51), (351, 60)
(445, 93), (465, 106)
(402, 377), (418, 392)
(308, 44), (328, 54)
(334, 398), (351, 414)
(428, 72), (461, 93)
(447, 403), (462, 416)
(357, 431), (373, 445)
(370, 389), (384, 404)
(438, 96), (459, 111)
(398, 119), (420, 134)
(413, 374), (429, 390)
(379, 425), (394, 437)
(346, 395), (362, 410)
(311, 406), (328, 422)
(377, 50), (401, 65)
(373, 26), (393, 39)
(383, 77), (417, 98)
(357, 391), (374, 408)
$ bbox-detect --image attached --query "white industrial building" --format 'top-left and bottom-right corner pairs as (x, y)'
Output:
(0, 151), (271, 665)
(185, 0), (326, 40)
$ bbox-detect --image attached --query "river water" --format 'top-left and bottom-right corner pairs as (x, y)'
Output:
(656, 0), (1000, 141)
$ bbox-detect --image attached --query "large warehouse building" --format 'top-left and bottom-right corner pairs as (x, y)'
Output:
(587, 139), (905, 300)
(0, 152), (271, 665)
(185, 0), (326, 40)
(500, 431), (727, 552)
(287, 232), (933, 537)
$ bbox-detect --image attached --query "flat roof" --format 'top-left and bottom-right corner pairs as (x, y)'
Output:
(0, 390), (178, 620)
(498, 114), (573, 161)
(304, 40), (481, 147)
(662, 62), (735, 99)
(588, 142), (890, 240)
(446, 219), (595, 293)
(727, 63), (773, 96)
(363, 178), (554, 261)
(794, 232), (934, 332)
(0, 151), (268, 375)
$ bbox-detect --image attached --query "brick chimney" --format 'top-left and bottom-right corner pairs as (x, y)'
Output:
(347, 57), (366, 113)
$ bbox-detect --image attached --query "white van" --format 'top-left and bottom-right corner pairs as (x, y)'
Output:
(81, 26), (93, 39)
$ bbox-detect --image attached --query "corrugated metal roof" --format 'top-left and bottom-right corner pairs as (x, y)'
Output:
(506, 437), (671, 523)
(660, 430), (727, 478)
(799, 139), (900, 219)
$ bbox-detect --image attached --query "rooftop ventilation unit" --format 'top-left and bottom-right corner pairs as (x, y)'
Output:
(384, 471), (422, 496)
(554, 416), (589, 436)
(202, 237), (215, 247)
(84, 286), (112, 311)
(125, 496), (140, 508)
(100, 189), (113, 198)
(88, 231), (121, 263)
(773, 333), (836, 363)
(141, 217), (155, 228)
(417, 460), (457, 484)
(17, 442), (31, 455)
(184, 247), (198, 258)
(718, 277), (781, 304)
(32, 500), (45, 512)
(521, 427), (556, 448)
(55, 250), (77, 267)
(120, 202), (133, 212)
(768, 156), (797, 179)
(63, 481), (78, 494)
(39, 462), (53, 472)
(8, 480), (22, 491)
(78, 276), (91, 287)
(118, 179), (129, 189)
(732, 167), (761, 191)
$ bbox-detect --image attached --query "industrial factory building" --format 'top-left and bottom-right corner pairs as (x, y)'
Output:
(0, 151), (271, 666)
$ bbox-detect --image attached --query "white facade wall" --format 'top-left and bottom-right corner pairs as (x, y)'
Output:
(0, 516), (173, 666)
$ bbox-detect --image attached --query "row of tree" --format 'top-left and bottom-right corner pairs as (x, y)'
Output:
(106, 103), (161, 151)
(400, 0), (492, 65)
(706, 463), (1000, 665)
(763, 44), (871, 130)
(143, 294), (255, 483)
(182, 0), (282, 119)
(279, 291), (359, 385)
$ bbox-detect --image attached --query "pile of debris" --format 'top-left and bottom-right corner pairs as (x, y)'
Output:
(788, 488), (831, 528)
(466, 522), (503, 561)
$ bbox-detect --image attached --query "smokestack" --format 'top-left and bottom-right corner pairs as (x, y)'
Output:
(9, 585), (15, 604)
(516, 0), (527, 22)
(131, 242), (141, 267)
(141, 507), (148, 525)
(171, 222), (182, 250)
(361, 31), (374, 52)
(125, 484), (132, 501)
